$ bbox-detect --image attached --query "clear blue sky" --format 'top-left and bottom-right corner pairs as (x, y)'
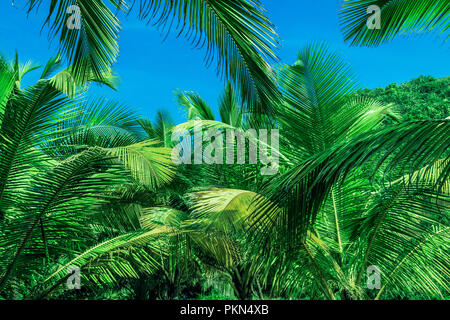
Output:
(0, 0), (449, 123)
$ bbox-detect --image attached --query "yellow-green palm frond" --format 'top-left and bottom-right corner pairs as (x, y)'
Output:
(106, 140), (176, 189)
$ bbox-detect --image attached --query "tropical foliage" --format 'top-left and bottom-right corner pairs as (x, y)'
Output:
(356, 76), (450, 122)
(0, 0), (448, 300)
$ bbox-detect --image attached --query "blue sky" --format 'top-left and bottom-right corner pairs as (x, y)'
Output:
(0, 0), (448, 123)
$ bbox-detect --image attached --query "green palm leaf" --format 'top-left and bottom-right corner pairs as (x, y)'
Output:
(0, 82), (79, 217)
(28, 0), (123, 82)
(28, 0), (280, 113)
(0, 57), (16, 116)
(219, 82), (243, 127)
(340, 0), (450, 46)
(106, 140), (176, 189)
(135, 0), (280, 113)
(35, 226), (170, 298)
(0, 148), (127, 292)
(176, 90), (216, 121)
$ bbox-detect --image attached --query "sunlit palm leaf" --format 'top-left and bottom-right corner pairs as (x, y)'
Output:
(35, 226), (170, 298)
(106, 140), (176, 189)
(176, 90), (215, 121)
(188, 188), (260, 233)
(0, 148), (127, 292)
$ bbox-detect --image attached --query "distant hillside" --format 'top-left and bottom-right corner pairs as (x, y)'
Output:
(357, 76), (450, 121)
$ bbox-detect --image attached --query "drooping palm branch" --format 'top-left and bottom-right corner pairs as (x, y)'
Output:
(26, 0), (281, 113)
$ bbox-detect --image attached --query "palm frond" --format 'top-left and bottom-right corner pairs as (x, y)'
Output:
(176, 90), (215, 121)
(0, 148), (127, 292)
(35, 226), (170, 298)
(0, 56), (16, 117)
(132, 0), (281, 113)
(106, 140), (176, 189)
(45, 97), (143, 158)
(351, 159), (450, 298)
(219, 82), (243, 127)
(188, 188), (260, 233)
(0, 82), (79, 216)
(340, 0), (450, 46)
(27, 0), (123, 83)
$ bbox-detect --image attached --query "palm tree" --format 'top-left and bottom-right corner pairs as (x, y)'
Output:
(259, 44), (449, 299)
(0, 53), (176, 297)
(187, 43), (449, 299)
(340, 0), (449, 46)
(1, 40), (448, 299)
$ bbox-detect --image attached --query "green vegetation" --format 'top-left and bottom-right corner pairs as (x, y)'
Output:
(0, 0), (448, 300)
(357, 76), (450, 122)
